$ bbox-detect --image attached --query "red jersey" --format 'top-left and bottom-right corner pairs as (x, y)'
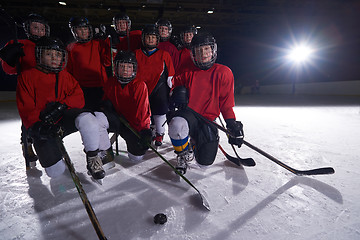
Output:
(135, 49), (175, 94)
(158, 41), (180, 70)
(115, 30), (142, 52)
(173, 63), (236, 121)
(176, 47), (195, 76)
(66, 39), (111, 88)
(16, 68), (85, 129)
(103, 76), (151, 132)
(1, 39), (36, 75)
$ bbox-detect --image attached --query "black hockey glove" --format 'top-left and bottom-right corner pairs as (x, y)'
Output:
(0, 42), (25, 67)
(39, 102), (68, 124)
(93, 24), (108, 40)
(139, 128), (152, 150)
(28, 121), (60, 140)
(169, 86), (189, 111)
(225, 119), (244, 148)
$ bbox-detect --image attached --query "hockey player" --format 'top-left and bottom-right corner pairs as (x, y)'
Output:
(176, 25), (198, 75)
(16, 36), (110, 180)
(110, 13), (142, 53)
(0, 13), (50, 168)
(67, 16), (112, 110)
(167, 32), (244, 174)
(135, 24), (175, 147)
(102, 51), (152, 161)
(155, 19), (180, 71)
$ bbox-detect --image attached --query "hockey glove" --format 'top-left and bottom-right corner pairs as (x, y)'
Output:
(28, 121), (60, 140)
(39, 102), (68, 124)
(169, 86), (189, 111)
(93, 24), (108, 40)
(225, 119), (244, 148)
(0, 42), (24, 67)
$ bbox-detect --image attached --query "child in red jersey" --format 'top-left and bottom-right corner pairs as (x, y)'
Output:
(134, 24), (175, 147)
(17, 37), (111, 180)
(67, 16), (111, 110)
(102, 51), (152, 161)
(0, 13), (50, 167)
(167, 32), (244, 174)
(155, 19), (180, 71)
(176, 25), (198, 75)
(110, 13), (142, 53)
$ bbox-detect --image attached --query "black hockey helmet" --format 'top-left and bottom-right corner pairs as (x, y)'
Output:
(114, 51), (138, 84)
(190, 32), (217, 70)
(141, 24), (160, 50)
(35, 36), (67, 73)
(181, 25), (198, 48)
(112, 13), (131, 36)
(23, 13), (50, 41)
(155, 18), (172, 41)
(68, 16), (93, 42)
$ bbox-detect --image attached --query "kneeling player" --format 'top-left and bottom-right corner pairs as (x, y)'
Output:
(16, 37), (111, 180)
(167, 32), (244, 174)
(102, 51), (152, 161)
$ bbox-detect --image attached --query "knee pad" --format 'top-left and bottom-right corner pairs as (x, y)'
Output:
(75, 112), (98, 132)
(168, 117), (189, 139)
(94, 112), (109, 129)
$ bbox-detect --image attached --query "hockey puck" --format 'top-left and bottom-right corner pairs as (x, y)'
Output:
(153, 213), (167, 224)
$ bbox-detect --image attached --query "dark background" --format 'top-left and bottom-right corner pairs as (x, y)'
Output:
(1, 0), (360, 91)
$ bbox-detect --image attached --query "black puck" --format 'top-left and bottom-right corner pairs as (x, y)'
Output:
(154, 213), (167, 224)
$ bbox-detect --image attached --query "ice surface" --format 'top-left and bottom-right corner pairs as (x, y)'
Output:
(0, 94), (359, 240)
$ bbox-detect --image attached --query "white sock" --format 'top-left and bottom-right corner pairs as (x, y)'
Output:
(153, 114), (166, 135)
(128, 152), (144, 162)
(45, 159), (66, 178)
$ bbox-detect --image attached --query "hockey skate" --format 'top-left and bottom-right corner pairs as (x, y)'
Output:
(86, 153), (105, 180)
(100, 148), (115, 171)
(153, 133), (164, 147)
(175, 150), (194, 175)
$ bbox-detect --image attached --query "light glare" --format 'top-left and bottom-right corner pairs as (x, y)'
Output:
(287, 45), (313, 63)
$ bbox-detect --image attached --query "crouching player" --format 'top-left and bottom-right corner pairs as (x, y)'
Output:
(167, 32), (244, 174)
(16, 36), (111, 180)
(102, 51), (152, 161)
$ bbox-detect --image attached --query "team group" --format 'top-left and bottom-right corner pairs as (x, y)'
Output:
(0, 12), (244, 180)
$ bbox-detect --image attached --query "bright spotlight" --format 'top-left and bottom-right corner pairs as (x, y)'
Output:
(286, 44), (313, 63)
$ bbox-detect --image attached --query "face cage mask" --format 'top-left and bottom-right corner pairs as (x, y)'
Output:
(158, 25), (172, 42)
(191, 43), (218, 70)
(115, 61), (137, 84)
(114, 19), (131, 36)
(24, 21), (50, 41)
(72, 26), (93, 43)
(181, 31), (196, 49)
(36, 47), (67, 73)
(142, 34), (159, 50)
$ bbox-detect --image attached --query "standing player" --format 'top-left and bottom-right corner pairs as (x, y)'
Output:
(155, 19), (180, 71)
(0, 13), (50, 168)
(67, 16), (112, 110)
(135, 24), (175, 147)
(176, 25), (197, 75)
(110, 13), (142, 53)
(16, 36), (111, 180)
(102, 51), (152, 161)
(167, 32), (244, 174)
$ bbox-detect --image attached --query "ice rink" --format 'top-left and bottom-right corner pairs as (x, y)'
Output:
(0, 94), (359, 240)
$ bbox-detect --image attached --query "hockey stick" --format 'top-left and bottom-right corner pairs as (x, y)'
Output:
(116, 114), (211, 211)
(194, 111), (335, 176)
(55, 131), (107, 240)
(185, 107), (255, 166)
(218, 144), (254, 167)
